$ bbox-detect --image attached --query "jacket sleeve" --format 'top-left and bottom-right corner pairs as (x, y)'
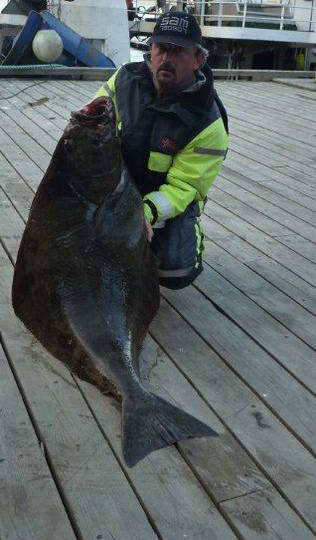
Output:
(143, 117), (229, 225)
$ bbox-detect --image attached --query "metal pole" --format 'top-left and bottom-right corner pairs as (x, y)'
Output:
(309, 0), (314, 32)
(218, 0), (223, 26)
(280, 3), (285, 29)
(201, 0), (206, 24)
(242, 0), (247, 27)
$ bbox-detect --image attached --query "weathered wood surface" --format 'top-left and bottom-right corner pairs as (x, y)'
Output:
(0, 78), (316, 539)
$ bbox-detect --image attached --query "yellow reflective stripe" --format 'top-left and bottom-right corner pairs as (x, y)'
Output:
(197, 199), (206, 214)
(194, 147), (227, 157)
(194, 219), (204, 268)
(148, 152), (173, 173)
(146, 192), (174, 221)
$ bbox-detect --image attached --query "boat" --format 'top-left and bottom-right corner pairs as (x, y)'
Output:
(128, 0), (316, 70)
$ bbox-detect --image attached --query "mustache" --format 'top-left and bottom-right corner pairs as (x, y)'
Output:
(157, 62), (176, 75)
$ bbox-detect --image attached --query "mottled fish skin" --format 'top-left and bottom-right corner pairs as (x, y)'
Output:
(12, 97), (217, 467)
(12, 98), (158, 396)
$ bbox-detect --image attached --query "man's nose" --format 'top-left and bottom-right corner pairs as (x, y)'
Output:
(161, 49), (172, 61)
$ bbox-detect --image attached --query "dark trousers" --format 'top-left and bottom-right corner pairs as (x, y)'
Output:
(150, 202), (205, 290)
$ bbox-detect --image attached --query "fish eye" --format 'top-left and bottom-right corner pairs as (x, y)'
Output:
(63, 140), (73, 153)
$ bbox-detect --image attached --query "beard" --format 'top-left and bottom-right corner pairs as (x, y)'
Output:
(152, 62), (195, 97)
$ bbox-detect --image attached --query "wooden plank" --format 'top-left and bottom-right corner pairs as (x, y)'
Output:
(220, 490), (316, 540)
(0, 94), (56, 156)
(222, 162), (316, 214)
(53, 79), (97, 101)
(0, 109), (50, 173)
(194, 260), (316, 396)
(0, 344), (77, 540)
(229, 81), (316, 110)
(221, 83), (315, 132)
(201, 216), (316, 317)
(225, 89), (316, 130)
(35, 80), (90, 113)
(275, 165), (316, 187)
(6, 82), (68, 131)
(218, 81), (316, 123)
(224, 153), (316, 202)
(0, 174), (33, 223)
(211, 183), (316, 249)
(0, 184), (25, 260)
(0, 245), (159, 540)
(0, 127), (43, 190)
(228, 117), (316, 166)
(151, 297), (316, 532)
(228, 137), (316, 180)
(202, 241), (316, 350)
(202, 203), (316, 287)
(218, 169), (316, 226)
(220, 102), (314, 146)
(225, 148), (316, 195)
(11, 97), (64, 142)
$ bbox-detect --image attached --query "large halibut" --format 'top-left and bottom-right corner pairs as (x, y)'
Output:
(12, 97), (217, 466)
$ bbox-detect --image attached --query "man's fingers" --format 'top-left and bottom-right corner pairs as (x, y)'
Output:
(145, 221), (154, 242)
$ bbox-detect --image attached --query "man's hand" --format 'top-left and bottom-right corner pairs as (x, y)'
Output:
(145, 220), (154, 242)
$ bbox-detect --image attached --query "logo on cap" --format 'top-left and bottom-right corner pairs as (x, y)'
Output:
(159, 16), (189, 34)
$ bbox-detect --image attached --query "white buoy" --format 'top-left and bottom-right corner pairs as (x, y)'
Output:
(32, 29), (63, 63)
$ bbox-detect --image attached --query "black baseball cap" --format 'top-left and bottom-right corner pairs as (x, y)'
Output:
(150, 11), (202, 48)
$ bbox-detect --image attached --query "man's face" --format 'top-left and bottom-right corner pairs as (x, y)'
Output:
(150, 42), (203, 95)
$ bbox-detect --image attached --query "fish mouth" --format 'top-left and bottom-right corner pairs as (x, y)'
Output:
(67, 97), (116, 133)
(74, 97), (115, 123)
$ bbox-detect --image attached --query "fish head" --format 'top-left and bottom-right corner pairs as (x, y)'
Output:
(62, 97), (122, 204)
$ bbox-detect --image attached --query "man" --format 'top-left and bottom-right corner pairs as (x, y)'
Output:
(93, 11), (229, 289)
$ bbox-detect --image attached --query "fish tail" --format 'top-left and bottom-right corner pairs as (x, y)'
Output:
(122, 392), (218, 467)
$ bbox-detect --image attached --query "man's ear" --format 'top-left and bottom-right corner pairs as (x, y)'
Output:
(195, 48), (205, 69)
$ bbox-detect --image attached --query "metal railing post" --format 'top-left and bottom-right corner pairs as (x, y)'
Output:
(280, 3), (285, 29)
(309, 0), (314, 31)
(242, 0), (247, 27)
(200, 0), (206, 25)
(218, 0), (224, 26)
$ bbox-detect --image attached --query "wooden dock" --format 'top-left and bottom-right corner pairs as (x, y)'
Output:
(0, 77), (316, 540)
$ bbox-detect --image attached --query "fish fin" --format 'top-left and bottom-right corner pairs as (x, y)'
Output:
(122, 393), (218, 467)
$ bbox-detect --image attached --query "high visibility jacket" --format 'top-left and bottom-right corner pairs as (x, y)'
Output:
(95, 60), (229, 225)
